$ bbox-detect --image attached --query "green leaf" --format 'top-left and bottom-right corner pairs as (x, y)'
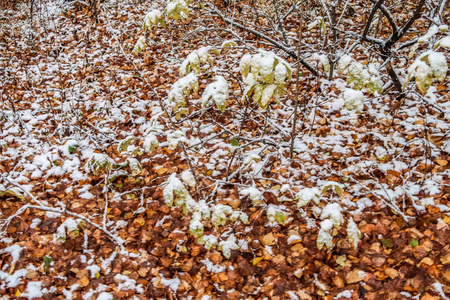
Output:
(44, 256), (52, 273)
(381, 238), (394, 248)
(230, 137), (239, 147)
(410, 239), (419, 247)
(68, 144), (78, 154)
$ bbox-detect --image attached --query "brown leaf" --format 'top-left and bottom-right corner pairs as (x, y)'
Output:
(78, 276), (90, 287)
(345, 269), (365, 284)
(260, 233), (276, 246)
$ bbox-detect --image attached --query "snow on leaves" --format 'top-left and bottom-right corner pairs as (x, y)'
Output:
(240, 51), (292, 109)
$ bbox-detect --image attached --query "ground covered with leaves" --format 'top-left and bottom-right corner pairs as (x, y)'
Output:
(1, 0), (450, 299)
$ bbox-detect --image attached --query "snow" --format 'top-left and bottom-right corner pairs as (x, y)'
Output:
(114, 274), (144, 293)
(240, 186), (263, 204)
(22, 281), (43, 299)
(321, 203), (344, 227)
(0, 244), (23, 265)
(55, 218), (80, 241)
(202, 76), (229, 111)
(297, 187), (320, 207)
(181, 169), (196, 187)
(160, 276), (181, 292)
(86, 265), (101, 278)
(0, 269), (28, 288)
(342, 88), (364, 111)
(287, 234), (302, 244)
(428, 51), (448, 81)
(334, 290), (352, 299)
(96, 292), (114, 300)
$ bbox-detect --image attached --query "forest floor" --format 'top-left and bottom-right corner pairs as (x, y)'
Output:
(0, 0), (450, 299)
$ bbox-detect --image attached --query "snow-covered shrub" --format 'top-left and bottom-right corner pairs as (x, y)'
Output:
(143, 9), (165, 30)
(86, 153), (114, 175)
(180, 47), (215, 76)
(404, 24), (449, 94)
(240, 51), (292, 109)
(317, 219), (333, 250)
(211, 204), (233, 227)
(266, 204), (287, 225)
(143, 133), (159, 153)
(166, 0), (189, 20)
(167, 73), (199, 111)
(163, 173), (190, 207)
(337, 56), (383, 94)
(202, 76), (229, 112)
(219, 234), (239, 259)
(133, 36), (146, 56)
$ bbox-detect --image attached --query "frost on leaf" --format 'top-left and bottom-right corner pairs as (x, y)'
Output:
(219, 234), (239, 259)
(321, 181), (343, 197)
(143, 133), (159, 153)
(181, 169), (196, 187)
(405, 51), (447, 94)
(240, 54), (252, 79)
(166, 0), (189, 20)
(133, 36), (146, 56)
(312, 54), (330, 73)
(435, 36), (450, 50)
(343, 88), (364, 111)
(198, 234), (218, 250)
(347, 217), (361, 249)
(143, 9), (165, 30)
(168, 73), (199, 110)
(266, 205), (287, 225)
(412, 61), (433, 94)
(317, 219), (333, 250)
(118, 136), (135, 152)
(428, 52), (448, 82)
(55, 218), (81, 242)
(296, 187), (320, 207)
(180, 52), (201, 76)
(190, 212), (204, 236)
(308, 16), (326, 34)
(337, 55), (352, 74)
(240, 186), (263, 204)
(320, 203), (344, 228)
(241, 51), (292, 109)
(375, 146), (388, 161)
(163, 173), (189, 207)
(202, 76), (229, 112)
(212, 204), (233, 227)
(127, 158), (142, 175)
(167, 130), (187, 150)
(0, 184), (25, 200)
(221, 40), (237, 50)
(86, 153), (114, 175)
(230, 211), (249, 224)
(347, 62), (370, 90)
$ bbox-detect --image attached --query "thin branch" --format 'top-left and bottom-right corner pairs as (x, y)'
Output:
(363, 0), (384, 39)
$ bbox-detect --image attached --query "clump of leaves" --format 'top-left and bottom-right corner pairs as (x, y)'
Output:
(337, 55), (383, 94)
(133, 36), (146, 56)
(404, 50), (448, 94)
(240, 51), (292, 109)
(180, 47), (216, 76)
(202, 76), (229, 112)
(168, 73), (199, 111)
(266, 204), (287, 225)
(86, 153), (114, 175)
(219, 234), (239, 259)
(143, 9), (166, 30)
(166, 0), (189, 20)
